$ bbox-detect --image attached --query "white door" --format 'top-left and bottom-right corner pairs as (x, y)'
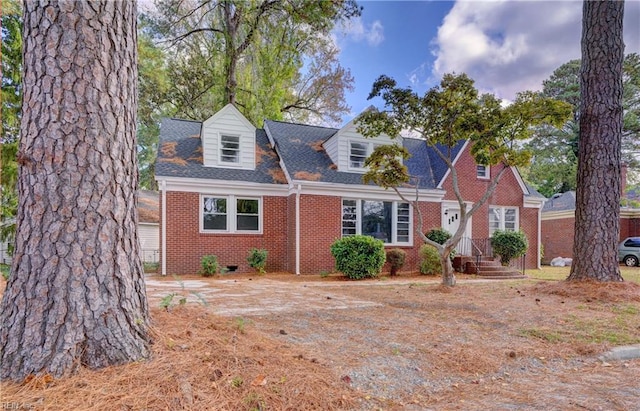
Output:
(442, 206), (472, 255)
(444, 208), (461, 236)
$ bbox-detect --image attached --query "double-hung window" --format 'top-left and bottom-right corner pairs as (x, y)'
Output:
(202, 195), (261, 233)
(489, 206), (518, 236)
(477, 164), (489, 179)
(220, 135), (240, 164)
(349, 141), (380, 170)
(341, 199), (411, 245)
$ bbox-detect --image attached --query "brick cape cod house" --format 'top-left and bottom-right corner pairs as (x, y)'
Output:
(155, 104), (544, 275)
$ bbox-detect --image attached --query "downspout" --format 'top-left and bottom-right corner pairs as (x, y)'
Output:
(537, 203), (542, 269)
(161, 179), (167, 276)
(296, 184), (301, 275)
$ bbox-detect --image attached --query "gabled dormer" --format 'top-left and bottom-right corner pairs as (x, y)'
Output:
(201, 104), (256, 169)
(323, 115), (399, 173)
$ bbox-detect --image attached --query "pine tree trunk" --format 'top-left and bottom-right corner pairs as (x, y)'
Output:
(568, 0), (624, 282)
(0, 0), (151, 381)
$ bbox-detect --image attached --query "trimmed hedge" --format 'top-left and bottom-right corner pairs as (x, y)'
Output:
(419, 244), (441, 275)
(491, 230), (528, 266)
(330, 235), (386, 280)
(386, 248), (406, 276)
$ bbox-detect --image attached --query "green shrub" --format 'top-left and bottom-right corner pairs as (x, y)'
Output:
(0, 264), (9, 281)
(419, 244), (441, 275)
(330, 235), (385, 280)
(386, 248), (406, 276)
(200, 255), (219, 277)
(247, 248), (268, 274)
(491, 230), (529, 266)
(426, 228), (451, 245)
(426, 228), (456, 260)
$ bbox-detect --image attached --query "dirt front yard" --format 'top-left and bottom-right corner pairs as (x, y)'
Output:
(2, 271), (640, 410)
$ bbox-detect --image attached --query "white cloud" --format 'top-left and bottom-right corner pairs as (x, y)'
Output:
(431, 0), (640, 100)
(338, 16), (385, 47)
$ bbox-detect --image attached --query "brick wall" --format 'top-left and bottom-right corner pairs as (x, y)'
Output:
(162, 191), (288, 274)
(541, 215), (575, 264)
(438, 145), (540, 269)
(543, 214), (640, 264)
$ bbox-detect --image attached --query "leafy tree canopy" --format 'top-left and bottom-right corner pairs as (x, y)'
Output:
(1, 0), (22, 246)
(523, 53), (640, 197)
(356, 73), (571, 286)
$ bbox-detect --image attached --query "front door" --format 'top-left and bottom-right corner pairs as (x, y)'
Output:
(444, 208), (461, 236)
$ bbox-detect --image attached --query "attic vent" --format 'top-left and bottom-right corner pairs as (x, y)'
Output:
(551, 193), (562, 199)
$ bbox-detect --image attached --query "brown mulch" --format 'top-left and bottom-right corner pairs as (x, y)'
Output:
(1, 274), (640, 410)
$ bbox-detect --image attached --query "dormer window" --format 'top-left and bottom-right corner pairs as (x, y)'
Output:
(220, 134), (240, 163)
(350, 142), (368, 168)
(349, 141), (380, 170)
(477, 164), (489, 179)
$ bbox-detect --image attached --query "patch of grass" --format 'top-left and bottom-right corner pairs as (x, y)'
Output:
(1, 264), (10, 280)
(518, 327), (565, 343)
(234, 317), (252, 334)
(230, 376), (243, 388)
(528, 266), (640, 284)
(566, 313), (640, 345)
(143, 262), (159, 273)
(611, 304), (639, 315)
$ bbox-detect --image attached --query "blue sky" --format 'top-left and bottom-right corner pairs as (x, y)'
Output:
(334, 0), (640, 122)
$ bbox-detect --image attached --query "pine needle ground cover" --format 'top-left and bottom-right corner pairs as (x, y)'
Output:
(2, 268), (640, 410)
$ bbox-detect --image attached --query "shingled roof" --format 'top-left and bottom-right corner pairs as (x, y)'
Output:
(542, 191), (576, 212)
(156, 117), (466, 189)
(155, 118), (286, 184)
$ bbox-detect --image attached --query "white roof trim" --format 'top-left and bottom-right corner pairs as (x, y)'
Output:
(158, 176), (289, 196)
(437, 140), (469, 189)
(524, 195), (545, 209)
(512, 166), (530, 195)
(290, 179), (445, 202)
(541, 210), (575, 220)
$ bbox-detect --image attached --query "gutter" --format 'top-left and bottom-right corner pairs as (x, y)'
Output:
(161, 179), (167, 276)
(296, 184), (301, 275)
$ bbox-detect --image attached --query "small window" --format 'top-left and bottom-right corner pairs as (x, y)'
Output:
(220, 135), (240, 163)
(350, 142), (368, 169)
(236, 199), (259, 231)
(203, 197), (227, 230)
(477, 165), (489, 179)
(489, 206), (519, 236)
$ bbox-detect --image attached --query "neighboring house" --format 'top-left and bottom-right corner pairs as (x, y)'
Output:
(155, 104), (544, 275)
(541, 190), (640, 263)
(138, 190), (160, 263)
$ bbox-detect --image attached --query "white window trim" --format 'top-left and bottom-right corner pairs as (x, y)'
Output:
(341, 198), (413, 245)
(219, 133), (242, 166)
(200, 194), (263, 234)
(489, 206), (519, 235)
(477, 164), (490, 179)
(348, 140), (380, 172)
